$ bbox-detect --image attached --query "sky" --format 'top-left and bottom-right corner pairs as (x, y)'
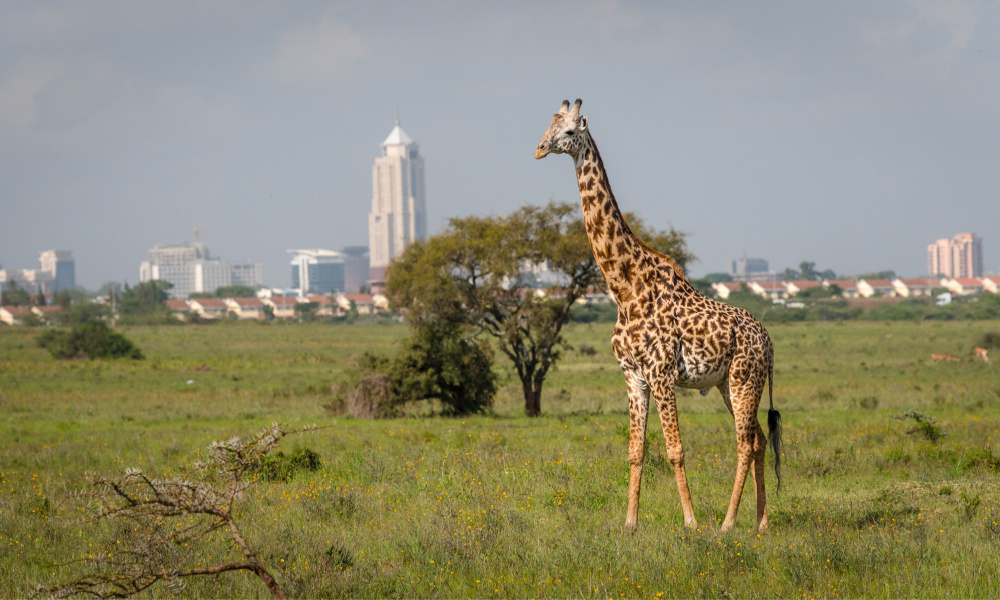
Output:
(1, 0), (998, 289)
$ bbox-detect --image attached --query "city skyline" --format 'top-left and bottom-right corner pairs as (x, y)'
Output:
(1, 3), (998, 287)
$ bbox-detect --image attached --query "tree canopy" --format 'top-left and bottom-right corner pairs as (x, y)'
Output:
(387, 201), (691, 416)
(1, 280), (32, 306)
(782, 261), (836, 282)
(214, 285), (257, 298)
(119, 281), (174, 323)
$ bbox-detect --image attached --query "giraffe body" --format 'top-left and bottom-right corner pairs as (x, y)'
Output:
(536, 99), (782, 533)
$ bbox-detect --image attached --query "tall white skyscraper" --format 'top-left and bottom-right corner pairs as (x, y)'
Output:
(368, 118), (426, 281)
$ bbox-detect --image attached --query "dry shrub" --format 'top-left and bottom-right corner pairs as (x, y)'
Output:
(979, 331), (1000, 350)
(348, 373), (394, 419)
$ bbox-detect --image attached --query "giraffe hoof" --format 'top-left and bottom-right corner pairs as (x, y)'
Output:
(624, 519), (638, 533)
(720, 521), (734, 534)
(757, 520), (769, 533)
(684, 518), (698, 529)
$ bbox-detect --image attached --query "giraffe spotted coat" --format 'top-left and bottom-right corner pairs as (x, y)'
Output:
(536, 99), (782, 533)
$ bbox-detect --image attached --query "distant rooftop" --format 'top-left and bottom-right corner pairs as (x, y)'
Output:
(287, 249), (344, 260)
(341, 246), (369, 257)
(382, 123), (413, 146)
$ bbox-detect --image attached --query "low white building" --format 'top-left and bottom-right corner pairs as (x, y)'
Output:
(749, 281), (788, 300)
(857, 279), (896, 298)
(892, 278), (941, 297)
(0, 305), (32, 325)
(225, 297), (266, 320)
(783, 280), (822, 296)
(263, 295), (299, 319)
(711, 282), (743, 300)
(188, 298), (229, 319)
(944, 278), (985, 296)
(823, 280), (861, 298)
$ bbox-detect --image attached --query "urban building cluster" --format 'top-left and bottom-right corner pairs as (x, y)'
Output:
(139, 232), (262, 299)
(0, 250), (75, 296)
(927, 232), (982, 279)
(130, 119), (421, 298)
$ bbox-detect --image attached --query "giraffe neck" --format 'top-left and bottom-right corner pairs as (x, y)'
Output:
(573, 134), (648, 301)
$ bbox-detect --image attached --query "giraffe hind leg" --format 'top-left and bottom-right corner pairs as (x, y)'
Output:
(720, 380), (764, 533)
(752, 420), (769, 532)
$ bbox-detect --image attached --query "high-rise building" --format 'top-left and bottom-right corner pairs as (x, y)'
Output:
(288, 249), (345, 295)
(342, 246), (371, 293)
(729, 256), (770, 282)
(0, 250), (75, 296)
(147, 240), (208, 265)
(928, 233), (983, 278)
(368, 118), (427, 282)
(38, 250), (75, 292)
(140, 237), (262, 299)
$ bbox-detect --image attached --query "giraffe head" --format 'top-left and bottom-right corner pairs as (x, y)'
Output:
(535, 98), (588, 162)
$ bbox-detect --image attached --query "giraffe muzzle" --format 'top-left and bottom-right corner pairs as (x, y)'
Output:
(535, 144), (550, 159)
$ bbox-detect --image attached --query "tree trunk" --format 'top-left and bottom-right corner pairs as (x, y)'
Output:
(522, 379), (542, 417)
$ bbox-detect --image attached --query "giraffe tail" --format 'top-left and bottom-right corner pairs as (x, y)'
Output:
(766, 341), (783, 492)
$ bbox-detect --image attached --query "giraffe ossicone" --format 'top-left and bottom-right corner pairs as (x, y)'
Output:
(536, 98), (783, 533)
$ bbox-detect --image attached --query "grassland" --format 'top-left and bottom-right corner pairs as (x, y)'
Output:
(1, 319), (999, 598)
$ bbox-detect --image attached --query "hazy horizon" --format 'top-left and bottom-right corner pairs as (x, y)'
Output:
(2, 1), (997, 289)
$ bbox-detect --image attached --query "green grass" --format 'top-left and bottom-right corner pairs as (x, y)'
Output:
(2, 319), (999, 598)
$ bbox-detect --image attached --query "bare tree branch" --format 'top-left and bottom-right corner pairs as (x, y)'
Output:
(38, 423), (321, 600)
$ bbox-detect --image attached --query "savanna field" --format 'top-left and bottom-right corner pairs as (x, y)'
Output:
(1, 319), (999, 598)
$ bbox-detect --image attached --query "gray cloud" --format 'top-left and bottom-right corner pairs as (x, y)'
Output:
(263, 12), (369, 84)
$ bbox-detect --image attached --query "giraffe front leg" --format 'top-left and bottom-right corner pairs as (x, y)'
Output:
(622, 367), (650, 532)
(652, 380), (697, 528)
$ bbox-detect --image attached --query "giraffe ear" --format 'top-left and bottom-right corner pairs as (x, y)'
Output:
(578, 116), (588, 131)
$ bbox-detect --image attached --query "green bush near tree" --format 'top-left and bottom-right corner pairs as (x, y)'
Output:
(36, 322), (144, 360)
(355, 321), (498, 416)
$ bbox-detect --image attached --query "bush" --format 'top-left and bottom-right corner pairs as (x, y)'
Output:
(37, 322), (143, 360)
(258, 447), (322, 482)
(955, 446), (1000, 473)
(348, 373), (394, 419)
(570, 302), (618, 323)
(892, 410), (944, 443)
(347, 322), (498, 416)
(979, 331), (1000, 350)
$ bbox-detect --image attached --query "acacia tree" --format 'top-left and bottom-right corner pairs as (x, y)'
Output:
(387, 202), (691, 416)
(40, 424), (319, 599)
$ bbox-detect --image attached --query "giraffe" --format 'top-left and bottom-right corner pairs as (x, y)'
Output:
(535, 99), (782, 533)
